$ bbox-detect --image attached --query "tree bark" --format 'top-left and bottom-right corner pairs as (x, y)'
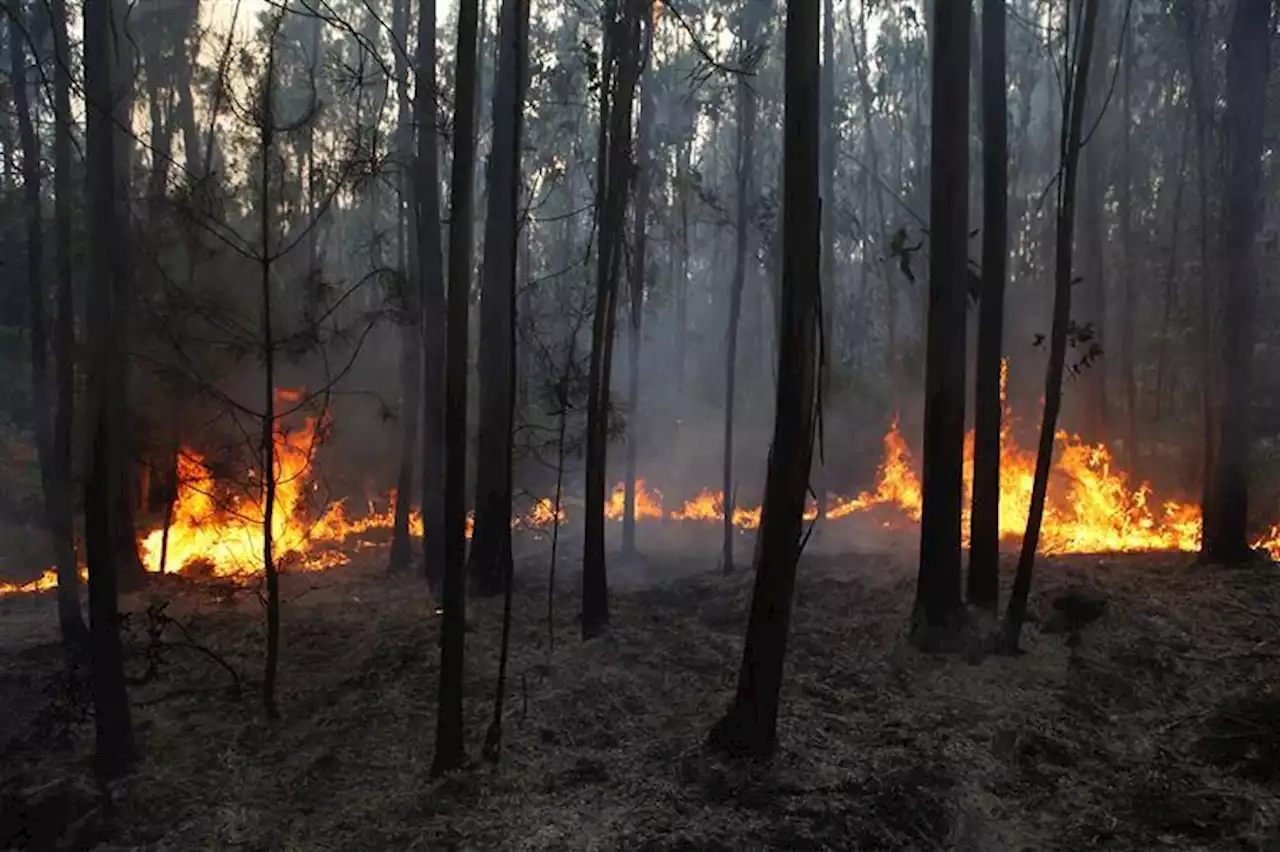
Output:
(912, 0), (971, 646)
(84, 0), (136, 779)
(723, 19), (758, 573)
(1118, 15), (1137, 477)
(1075, 2), (1109, 444)
(582, 0), (644, 640)
(470, 0), (531, 595)
(1203, 0), (1270, 563)
(967, 0), (1006, 610)
(432, 0), (482, 777)
(622, 32), (654, 558)
(418, 0), (447, 591)
(49, 0), (86, 644)
(1002, 0), (1102, 652)
(707, 0), (821, 759)
(389, 0), (422, 575)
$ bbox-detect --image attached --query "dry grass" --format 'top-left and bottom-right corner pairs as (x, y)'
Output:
(4, 540), (1280, 850)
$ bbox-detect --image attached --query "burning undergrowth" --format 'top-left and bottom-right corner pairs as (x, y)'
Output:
(3, 552), (1280, 849)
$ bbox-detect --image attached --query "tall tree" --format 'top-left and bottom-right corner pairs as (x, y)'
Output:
(50, 0), (86, 644)
(418, 0), (447, 590)
(389, 0), (422, 575)
(470, 0), (532, 595)
(723, 8), (762, 573)
(912, 0), (970, 646)
(432, 0), (482, 777)
(1118, 12), (1137, 476)
(1203, 0), (1271, 562)
(707, 0), (821, 758)
(11, 1), (82, 644)
(967, 0), (1006, 610)
(1002, 0), (1103, 652)
(84, 0), (136, 778)
(581, 0), (644, 639)
(621, 16), (655, 558)
(1074, 2), (1109, 444)
(482, 0), (532, 764)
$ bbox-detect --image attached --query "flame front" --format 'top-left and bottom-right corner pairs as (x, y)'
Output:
(5, 369), (1280, 598)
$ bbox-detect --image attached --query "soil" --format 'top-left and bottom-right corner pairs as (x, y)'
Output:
(3, 535), (1280, 851)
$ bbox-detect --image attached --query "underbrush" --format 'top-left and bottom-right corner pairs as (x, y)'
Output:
(2, 552), (1280, 850)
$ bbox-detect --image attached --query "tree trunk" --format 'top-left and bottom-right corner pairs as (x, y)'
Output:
(11, 5), (77, 644)
(1204, 0), (1270, 563)
(1002, 0), (1102, 653)
(50, 0), (86, 644)
(108, 0), (146, 593)
(967, 0), (1006, 610)
(707, 0), (821, 759)
(622, 36), (654, 558)
(1075, 3), (1109, 444)
(389, 0), (422, 575)
(1118, 16), (1137, 477)
(912, 0), (971, 647)
(432, 0), (482, 778)
(470, 0), (531, 595)
(723, 24), (758, 573)
(582, 0), (643, 640)
(418, 0), (448, 591)
(258, 19), (284, 721)
(83, 0), (136, 779)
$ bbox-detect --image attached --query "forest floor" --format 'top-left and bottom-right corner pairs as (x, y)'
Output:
(3, 534), (1280, 851)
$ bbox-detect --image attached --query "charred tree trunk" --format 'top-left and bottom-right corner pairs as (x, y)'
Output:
(258, 20), (283, 721)
(622, 35), (654, 558)
(1075, 3), (1109, 444)
(912, 0), (971, 647)
(11, 5), (78, 644)
(723, 25), (758, 573)
(582, 0), (643, 640)
(967, 0), (1006, 610)
(108, 0), (146, 593)
(418, 0), (447, 590)
(470, 0), (531, 595)
(389, 0), (422, 575)
(1118, 17), (1138, 477)
(1204, 0), (1270, 563)
(432, 0), (481, 777)
(83, 0), (136, 778)
(707, 0), (821, 759)
(50, 0), (85, 644)
(1002, 0), (1102, 653)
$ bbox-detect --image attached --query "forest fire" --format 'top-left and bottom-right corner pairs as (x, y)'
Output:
(3, 376), (1280, 598)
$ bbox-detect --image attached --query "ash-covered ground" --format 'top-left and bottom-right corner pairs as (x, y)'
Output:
(3, 532), (1280, 850)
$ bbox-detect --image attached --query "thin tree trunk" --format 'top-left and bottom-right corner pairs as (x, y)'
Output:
(1002, 0), (1102, 652)
(84, 0), (136, 779)
(967, 0), (1006, 610)
(418, 0), (447, 591)
(471, 0), (531, 594)
(259, 21), (282, 721)
(582, 0), (643, 640)
(389, 0), (422, 574)
(50, 0), (85, 644)
(1119, 16), (1138, 477)
(1204, 0), (1269, 562)
(432, 0), (482, 777)
(707, 0), (821, 759)
(1075, 2), (1109, 444)
(11, 6), (70, 642)
(912, 0), (971, 647)
(622, 38), (654, 558)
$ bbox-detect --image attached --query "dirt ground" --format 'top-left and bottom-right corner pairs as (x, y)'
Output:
(3, 533), (1280, 851)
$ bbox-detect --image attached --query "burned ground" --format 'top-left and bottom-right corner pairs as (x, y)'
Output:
(2, 548), (1280, 850)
